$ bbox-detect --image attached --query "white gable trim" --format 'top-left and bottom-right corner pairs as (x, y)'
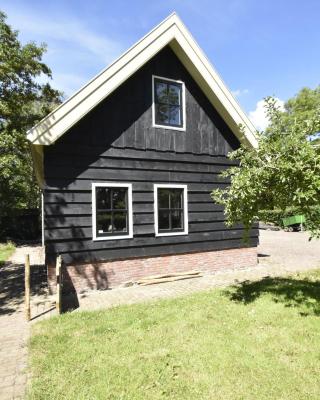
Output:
(27, 13), (258, 148)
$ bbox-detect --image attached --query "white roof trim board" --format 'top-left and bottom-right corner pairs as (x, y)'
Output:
(27, 13), (258, 148)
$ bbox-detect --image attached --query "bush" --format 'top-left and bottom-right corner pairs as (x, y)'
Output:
(259, 206), (320, 230)
(0, 209), (41, 241)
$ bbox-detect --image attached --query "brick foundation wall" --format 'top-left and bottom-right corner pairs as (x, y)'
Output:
(48, 247), (257, 294)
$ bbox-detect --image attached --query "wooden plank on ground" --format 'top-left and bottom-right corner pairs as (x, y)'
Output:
(137, 270), (200, 283)
(138, 274), (203, 286)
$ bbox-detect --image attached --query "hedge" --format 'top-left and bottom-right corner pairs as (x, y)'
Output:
(259, 206), (320, 229)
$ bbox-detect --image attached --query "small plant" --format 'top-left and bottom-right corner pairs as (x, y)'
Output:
(0, 241), (15, 265)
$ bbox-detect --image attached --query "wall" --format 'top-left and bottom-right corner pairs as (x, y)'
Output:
(44, 46), (258, 270)
(48, 247), (258, 293)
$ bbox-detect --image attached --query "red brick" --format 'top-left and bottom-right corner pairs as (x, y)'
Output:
(48, 247), (257, 294)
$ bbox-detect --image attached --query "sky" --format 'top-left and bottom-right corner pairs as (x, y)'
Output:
(2, 0), (320, 130)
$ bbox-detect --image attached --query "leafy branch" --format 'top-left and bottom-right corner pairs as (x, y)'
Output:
(211, 96), (320, 239)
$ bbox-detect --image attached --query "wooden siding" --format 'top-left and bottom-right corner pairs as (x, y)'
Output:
(44, 46), (258, 265)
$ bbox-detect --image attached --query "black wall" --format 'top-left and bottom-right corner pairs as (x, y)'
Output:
(44, 46), (258, 265)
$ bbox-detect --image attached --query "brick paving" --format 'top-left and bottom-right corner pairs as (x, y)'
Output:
(0, 230), (319, 399)
(0, 246), (53, 400)
(0, 309), (28, 400)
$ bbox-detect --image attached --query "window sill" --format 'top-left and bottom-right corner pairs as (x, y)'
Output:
(155, 231), (188, 237)
(92, 233), (133, 241)
(153, 123), (186, 132)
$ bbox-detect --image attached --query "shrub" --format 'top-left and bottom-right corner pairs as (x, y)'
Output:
(259, 206), (320, 230)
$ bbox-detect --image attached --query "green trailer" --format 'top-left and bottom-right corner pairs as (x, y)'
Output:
(282, 215), (305, 231)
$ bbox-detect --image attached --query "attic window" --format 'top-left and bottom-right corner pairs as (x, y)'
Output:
(152, 76), (185, 131)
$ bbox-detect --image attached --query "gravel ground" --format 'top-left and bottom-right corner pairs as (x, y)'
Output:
(8, 245), (44, 266)
(258, 229), (320, 271)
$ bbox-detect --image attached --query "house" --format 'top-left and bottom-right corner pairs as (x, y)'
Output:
(27, 13), (259, 293)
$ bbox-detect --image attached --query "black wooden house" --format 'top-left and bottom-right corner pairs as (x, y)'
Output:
(27, 13), (259, 292)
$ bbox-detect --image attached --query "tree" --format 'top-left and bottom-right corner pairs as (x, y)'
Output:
(278, 85), (320, 145)
(0, 11), (62, 218)
(211, 96), (320, 239)
(282, 86), (320, 127)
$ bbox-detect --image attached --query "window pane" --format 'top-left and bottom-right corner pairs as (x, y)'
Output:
(158, 210), (170, 230)
(158, 189), (170, 208)
(156, 187), (186, 233)
(154, 79), (184, 128)
(113, 212), (127, 232)
(155, 104), (169, 124)
(169, 106), (181, 126)
(155, 82), (168, 103)
(96, 188), (111, 209)
(170, 189), (183, 208)
(113, 188), (127, 210)
(97, 212), (112, 234)
(168, 84), (181, 105)
(171, 210), (183, 230)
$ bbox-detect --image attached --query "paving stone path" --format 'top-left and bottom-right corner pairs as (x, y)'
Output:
(0, 294), (28, 400)
(0, 246), (51, 400)
(0, 230), (319, 399)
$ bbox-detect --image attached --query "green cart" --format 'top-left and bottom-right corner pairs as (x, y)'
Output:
(282, 215), (305, 232)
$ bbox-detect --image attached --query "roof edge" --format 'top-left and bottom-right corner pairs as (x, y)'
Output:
(27, 13), (180, 144)
(27, 12), (258, 148)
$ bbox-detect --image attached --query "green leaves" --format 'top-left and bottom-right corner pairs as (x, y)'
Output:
(0, 10), (62, 219)
(212, 96), (320, 239)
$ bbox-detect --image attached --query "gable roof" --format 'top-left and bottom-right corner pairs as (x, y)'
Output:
(27, 13), (258, 148)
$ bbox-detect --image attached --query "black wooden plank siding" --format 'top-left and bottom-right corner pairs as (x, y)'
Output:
(43, 46), (258, 265)
(45, 146), (240, 165)
(44, 212), (229, 229)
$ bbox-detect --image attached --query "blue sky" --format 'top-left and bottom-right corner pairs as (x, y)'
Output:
(2, 0), (320, 129)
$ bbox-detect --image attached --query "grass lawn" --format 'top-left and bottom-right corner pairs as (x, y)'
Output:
(0, 242), (15, 265)
(29, 269), (320, 400)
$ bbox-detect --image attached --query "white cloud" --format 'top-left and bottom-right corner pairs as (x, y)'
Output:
(232, 88), (249, 98)
(5, 10), (124, 64)
(3, 6), (126, 97)
(249, 98), (285, 131)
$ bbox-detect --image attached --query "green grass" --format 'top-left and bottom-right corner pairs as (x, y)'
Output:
(29, 269), (320, 400)
(0, 242), (15, 265)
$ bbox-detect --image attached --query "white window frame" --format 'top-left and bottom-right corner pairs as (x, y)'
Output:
(154, 184), (188, 237)
(152, 75), (186, 131)
(92, 182), (133, 241)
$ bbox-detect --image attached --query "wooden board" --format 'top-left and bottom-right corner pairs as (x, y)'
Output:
(139, 274), (203, 286)
(137, 270), (201, 283)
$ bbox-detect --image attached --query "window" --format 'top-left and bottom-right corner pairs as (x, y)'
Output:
(154, 184), (188, 237)
(92, 183), (133, 241)
(152, 76), (185, 130)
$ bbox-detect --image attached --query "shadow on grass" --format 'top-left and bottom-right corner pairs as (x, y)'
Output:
(223, 276), (320, 316)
